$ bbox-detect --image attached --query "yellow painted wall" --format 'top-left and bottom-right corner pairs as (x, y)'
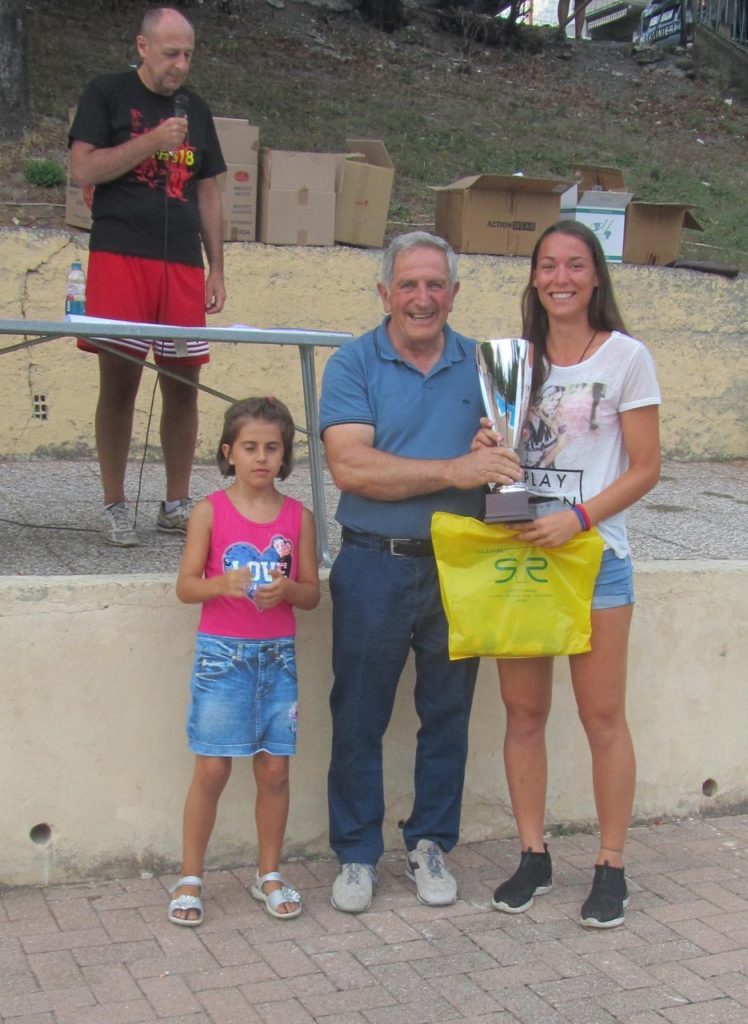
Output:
(1, 229), (746, 461)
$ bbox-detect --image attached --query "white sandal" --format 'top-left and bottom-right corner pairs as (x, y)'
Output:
(251, 871), (302, 920)
(167, 875), (204, 927)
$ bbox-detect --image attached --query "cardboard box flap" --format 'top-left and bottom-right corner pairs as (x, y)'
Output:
(432, 174), (573, 195)
(577, 190), (635, 211)
(334, 151), (367, 189)
(214, 118), (259, 164)
(345, 139), (394, 170)
(628, 200), (702, 232)
(573, 164), (626, 191)
(684, 210), (702, 231)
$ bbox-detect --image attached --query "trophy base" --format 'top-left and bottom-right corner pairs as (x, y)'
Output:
(483, 489), (566, 524)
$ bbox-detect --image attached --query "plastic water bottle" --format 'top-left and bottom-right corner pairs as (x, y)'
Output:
(65, 261), (86, 317)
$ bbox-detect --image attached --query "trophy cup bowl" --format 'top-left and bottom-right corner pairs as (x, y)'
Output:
(476, 338), (564, 523)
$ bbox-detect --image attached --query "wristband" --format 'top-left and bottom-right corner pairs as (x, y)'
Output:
(573, 504), (592, 531)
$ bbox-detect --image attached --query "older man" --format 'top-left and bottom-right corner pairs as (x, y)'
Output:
(69, 6), (226, 547)
(320, 232), (520, 912)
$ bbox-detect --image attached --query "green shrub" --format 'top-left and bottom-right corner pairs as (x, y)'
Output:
(24, 158), (66, 188)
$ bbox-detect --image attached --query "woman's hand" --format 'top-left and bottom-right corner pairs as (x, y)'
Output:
(512, 509), (583, 549)
(470, 416), (504, 452)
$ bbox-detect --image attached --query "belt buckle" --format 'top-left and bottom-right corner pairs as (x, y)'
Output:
(388, 537), (409, 557)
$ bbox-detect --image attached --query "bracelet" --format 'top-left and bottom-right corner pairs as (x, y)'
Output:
(572, 504), (592, 531)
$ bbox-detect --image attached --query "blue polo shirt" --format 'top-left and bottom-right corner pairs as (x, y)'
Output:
(319, 318), (486, 539)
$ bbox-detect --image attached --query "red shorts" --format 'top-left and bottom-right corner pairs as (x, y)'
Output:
(79, 252), (210, 367)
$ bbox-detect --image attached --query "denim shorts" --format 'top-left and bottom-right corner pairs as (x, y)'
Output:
(592, 549), (634, 610)
(187, 634), (298, 757)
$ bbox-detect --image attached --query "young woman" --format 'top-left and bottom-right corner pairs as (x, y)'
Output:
(491, 221), (661, 928)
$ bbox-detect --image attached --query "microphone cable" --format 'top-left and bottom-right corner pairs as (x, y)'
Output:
(133, 91), (189, 528)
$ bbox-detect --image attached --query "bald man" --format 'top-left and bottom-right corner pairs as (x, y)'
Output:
(69, 7), (226, 547)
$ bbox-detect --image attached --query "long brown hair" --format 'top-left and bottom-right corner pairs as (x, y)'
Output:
(521, 221), (628, 400)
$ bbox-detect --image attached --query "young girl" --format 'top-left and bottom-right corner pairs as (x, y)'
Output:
(168, 396), (320, 926)
(488, 221), (661, 928)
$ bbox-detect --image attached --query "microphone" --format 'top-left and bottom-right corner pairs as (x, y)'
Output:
(174, 93), (189, 122)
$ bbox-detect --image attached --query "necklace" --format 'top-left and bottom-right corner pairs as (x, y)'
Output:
(575, 329), (597, 364)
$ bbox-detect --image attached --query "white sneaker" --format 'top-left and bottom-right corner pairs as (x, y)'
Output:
(405, 840), (457, 906)
(331, 863), (377, 913)
(102, 503), (138, 547)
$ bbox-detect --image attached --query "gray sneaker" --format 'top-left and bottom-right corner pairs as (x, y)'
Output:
(331, 863), (377, 913)
(405, 840), (457, 906)
(102, 503), (138, 547)
(156, 498), (193, 534)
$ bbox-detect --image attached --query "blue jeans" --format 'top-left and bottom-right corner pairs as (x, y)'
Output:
(328, 540), (479, 865)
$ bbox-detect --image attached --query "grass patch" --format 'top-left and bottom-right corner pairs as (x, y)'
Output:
(7, 0), (748, 269)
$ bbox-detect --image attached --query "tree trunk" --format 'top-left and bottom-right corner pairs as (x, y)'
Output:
(0, 0), (28, 140)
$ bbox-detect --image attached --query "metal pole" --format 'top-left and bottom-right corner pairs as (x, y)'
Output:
(299, 344), (332, 567)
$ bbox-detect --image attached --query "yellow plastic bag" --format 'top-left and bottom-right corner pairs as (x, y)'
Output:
(431, 511), (604, 660)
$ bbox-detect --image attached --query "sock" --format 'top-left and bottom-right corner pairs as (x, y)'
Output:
(163, 499), (183, 513)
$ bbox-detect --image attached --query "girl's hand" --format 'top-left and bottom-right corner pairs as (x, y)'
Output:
(222, 567), (252, 598)
(512, 509), (583, 549)
(253, 569), (289, 610)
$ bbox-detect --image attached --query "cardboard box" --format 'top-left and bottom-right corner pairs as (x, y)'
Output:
(65, 176), (94, 231)
(563, 164), (702, 265)
(216, 165), (259, 242)
(259, 149), (338, 193)
(65, 107), (93, 231)
(257, 149), (338, 246)
(623, 202), (702, 266)
(334, 139), (395, 249)
(214, 118), (259, 242)
(432, 174), (574, 256)
(562, 184), (635, 264)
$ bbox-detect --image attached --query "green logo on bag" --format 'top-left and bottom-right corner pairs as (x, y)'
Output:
(494, 556), (549, 584)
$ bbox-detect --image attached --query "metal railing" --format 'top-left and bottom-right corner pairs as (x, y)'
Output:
(0, 317), (354, 566)
(697, 0), (748, 45)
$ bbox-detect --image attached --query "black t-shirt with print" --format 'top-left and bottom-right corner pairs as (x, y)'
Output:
(69, 71), (226, 267)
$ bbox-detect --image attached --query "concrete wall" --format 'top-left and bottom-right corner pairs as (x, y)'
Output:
(1, 562), (747, 887)
(696, 24), (748, 101)
(1, 229), (746, 462)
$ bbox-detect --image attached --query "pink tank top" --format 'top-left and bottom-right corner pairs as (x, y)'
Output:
(198, 490), (303, 640)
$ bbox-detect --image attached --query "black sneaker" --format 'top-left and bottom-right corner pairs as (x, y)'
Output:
(580, 862), (629, 929)
(492, 844), (552, 913)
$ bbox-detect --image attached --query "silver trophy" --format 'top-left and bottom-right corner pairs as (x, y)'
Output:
(476, 338), (564, 522)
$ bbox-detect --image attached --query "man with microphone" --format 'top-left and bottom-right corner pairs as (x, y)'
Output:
(69, 6), (226, 547)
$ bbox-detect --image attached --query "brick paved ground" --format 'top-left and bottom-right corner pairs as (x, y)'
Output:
(1, 815), (746, 1024)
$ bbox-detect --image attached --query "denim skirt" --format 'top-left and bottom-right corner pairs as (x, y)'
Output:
(187, 633), (298, 757)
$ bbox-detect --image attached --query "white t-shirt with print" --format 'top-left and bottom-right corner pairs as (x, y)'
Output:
(519, 331), (661, 557)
